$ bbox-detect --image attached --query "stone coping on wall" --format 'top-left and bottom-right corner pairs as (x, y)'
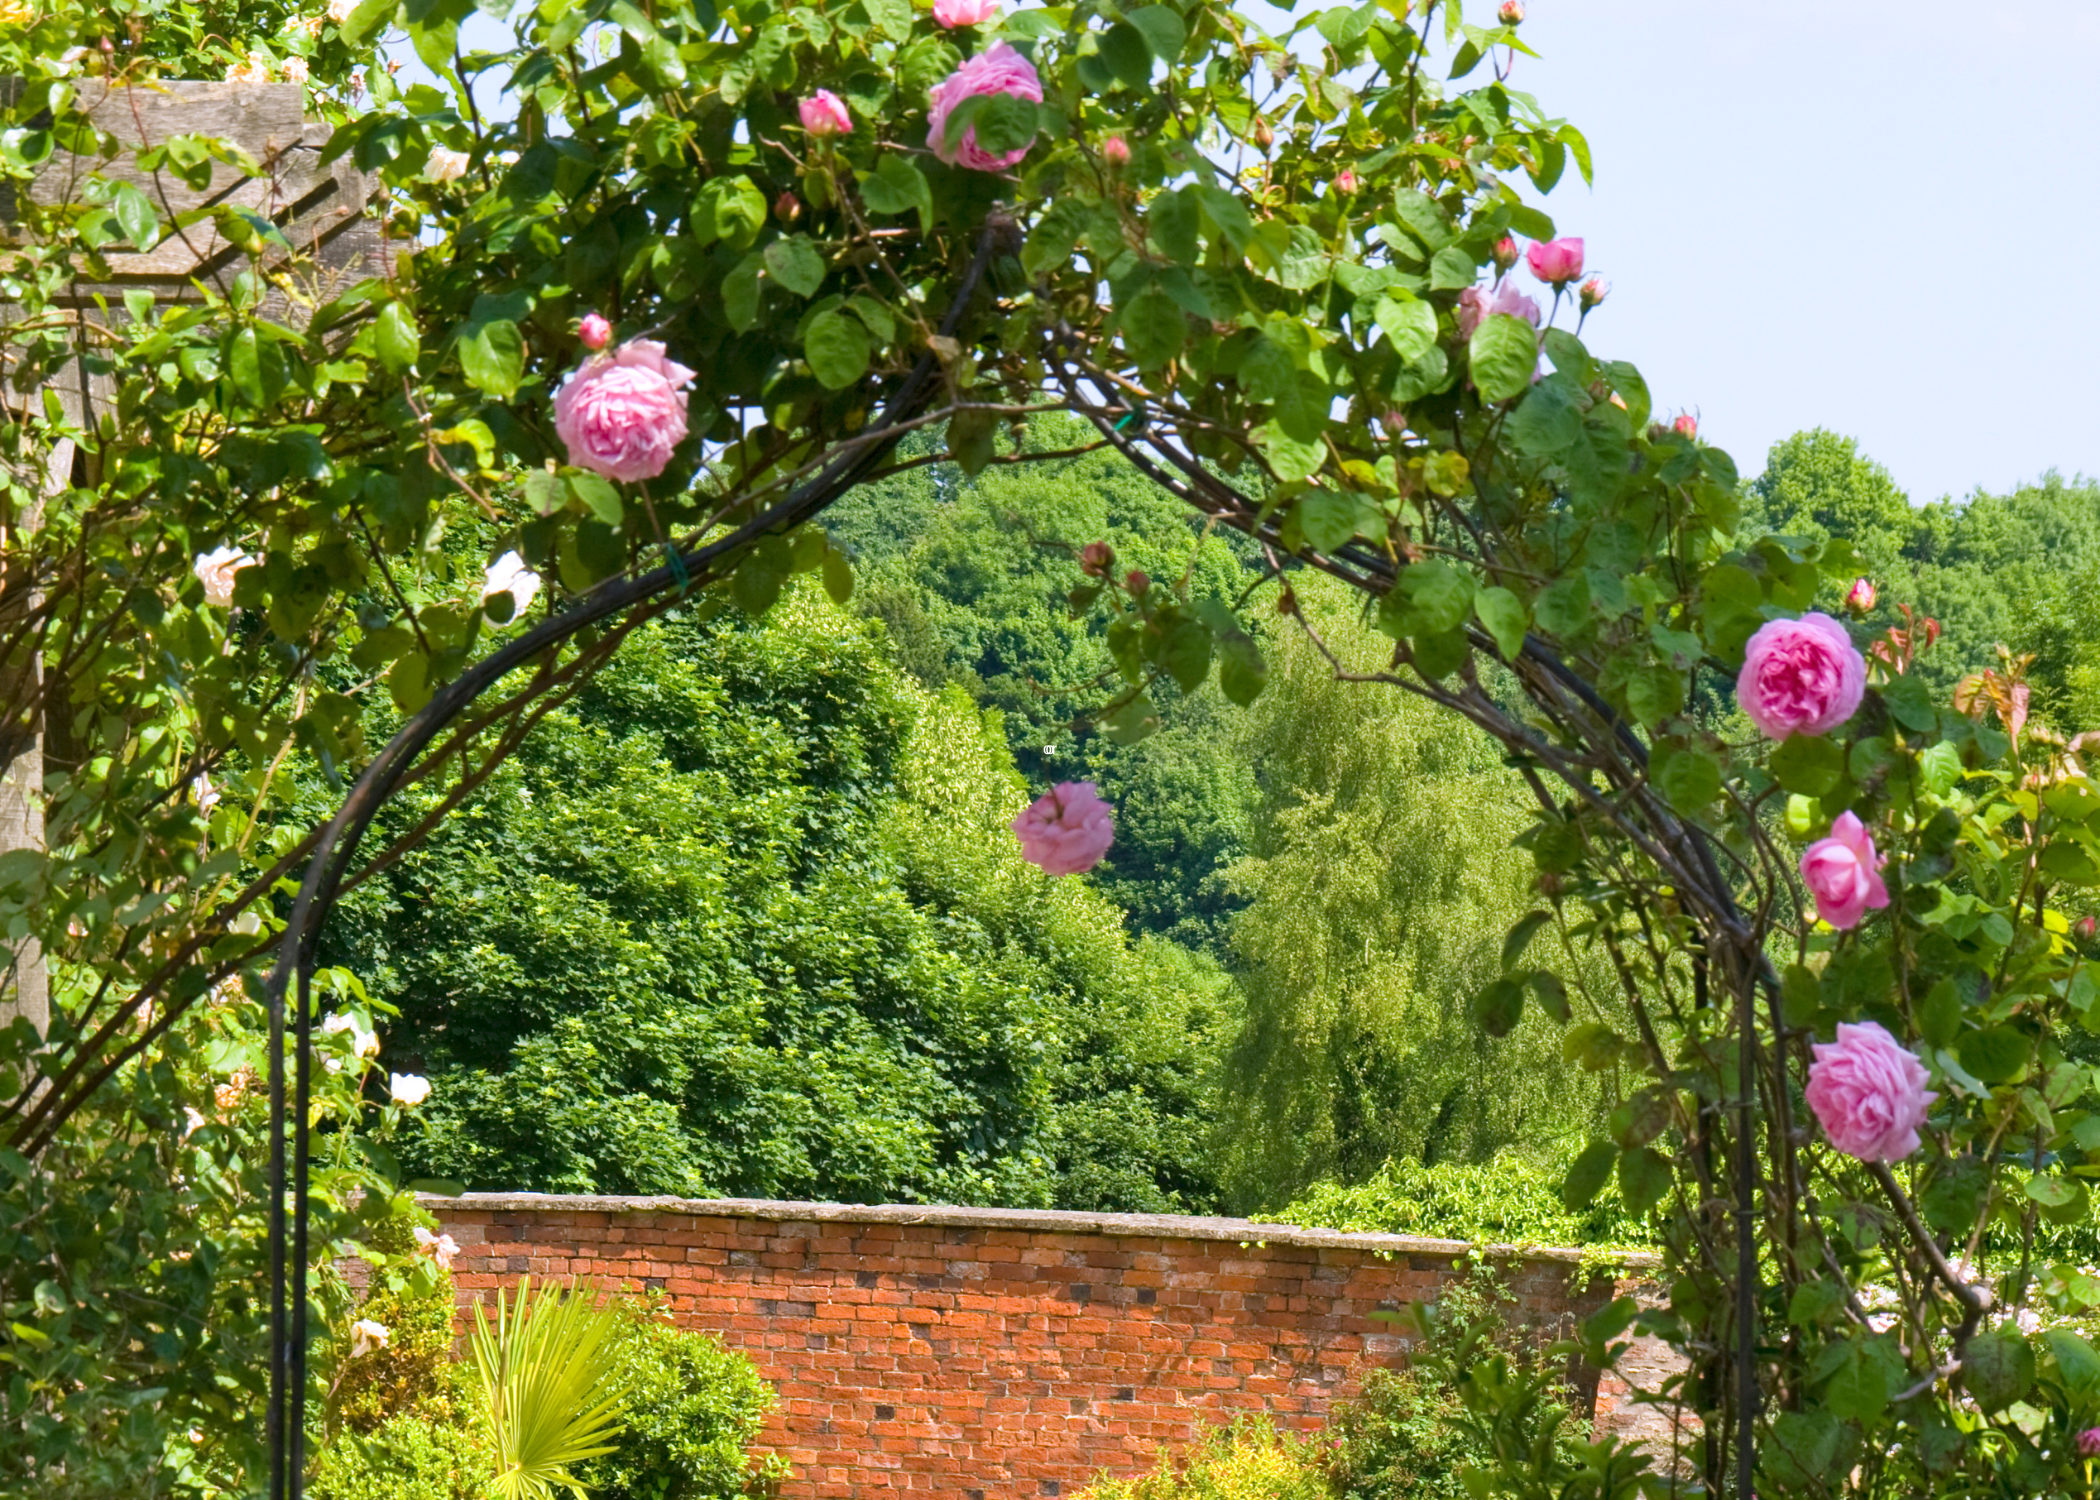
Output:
(417, 1191), (1657, 1270)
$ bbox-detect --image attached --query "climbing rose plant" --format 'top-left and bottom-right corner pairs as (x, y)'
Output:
(6, 0), (2100, 1494)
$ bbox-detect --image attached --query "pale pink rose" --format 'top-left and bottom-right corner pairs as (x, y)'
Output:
(425, 147), (469, 182)
(326, 0), (354, 21)
(1800, 810), (1890, 930)
(193, 545), (254, 608)
(933, 0), (999, 25)
(799, 89), (851, 138)
(927, 42), (1043, 172)
(1525, 236), (1584, 286)
(1456, 277), (1540, 340)
(1011, 781), (1115, 876)
(552, 339), (695, 482)
(1101, 135), (1130, 168)
(1736, 612), (1865, 740)
(350, 1318), (390, 1357)
(414, 1225), (461, 1269)
(1805, 1021), (1935, 1162)
(578, 312), (611, 351)
(281, 55), (309, 84)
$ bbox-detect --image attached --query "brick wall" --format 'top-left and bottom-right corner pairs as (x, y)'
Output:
(427, 1194), (1650, 1500)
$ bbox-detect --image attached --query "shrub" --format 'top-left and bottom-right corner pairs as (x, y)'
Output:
(1078, 1417), (1325, 1500)
(577, 1298), (786, 1500)
(1270, 1153), (1652, 1252)
(332, 1202), (461, 1435)
(309, 1415), (492, 1500)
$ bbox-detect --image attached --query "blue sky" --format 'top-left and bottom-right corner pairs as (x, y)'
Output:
(419, 1), (2100, 502)
(1495, 1), (2100, 502)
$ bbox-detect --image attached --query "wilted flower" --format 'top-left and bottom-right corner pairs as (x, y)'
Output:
(1805, 1021), (1936, 1163)
(1800, 811), (1890, 930)
(798, 89), (851, 138)
(481, 551), (541, 624)
(414, 1225), (461, 1269)
(553, 339), (696, 482)
(389, 1072), (431, 1107)
(927, 43), (1042, 172)
(350, 1319), (390, 1357)
(425, 147), (469, 182)
(320, 1012), (379, 1072)
(1011, 781), (1115, 876)
(1524, 236), (1584, 286)
(193, 545), (254, 608)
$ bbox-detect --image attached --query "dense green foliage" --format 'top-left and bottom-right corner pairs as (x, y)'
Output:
(310, 1416), (493, 1500)
(576, 1300), (785, 1500)
(1272, 1153), (1649, 1252)
(1077, 1418), (1325, 1500)
(330, 587), (1233, 1212)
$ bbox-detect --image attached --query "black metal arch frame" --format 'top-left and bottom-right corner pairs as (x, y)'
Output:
(253, 217), (1770, 1497)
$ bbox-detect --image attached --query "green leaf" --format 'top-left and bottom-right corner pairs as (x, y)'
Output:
(1387, 190), (1454, 252)
(1119, 287), (1184, 370)
(1962, 1331), (2034, 1411)
(1371, 294), (1436, 364)
(565, 473), (622, 525)
(1504, 379), (1582, 458)
(1468, 314), (1537, 402)
(1527, 971), (1569, 1024)
(374, 301), (419, 375)
(1380, 560), (1473, 638)
(1472, 586), (1527, 661)
(1297, 490), (1382, 554)
(1428, 246), (1477, 292)
(1125, 4), (1185, 61)
(1561, 1141), (1617, 1210)
(228, 328), (266, 407)
(763, 235), (827, 298)
(1769, 734), (1843, 797)
(341, 0), (396, 44)
(1471, 977), (1525, 1038)
(459, 317), (524, 398)
(723, 253), (764, 333)
(821, 546), (854, 604)
(1097, 20), (1154, 87)
(1502, 911), (1552, 971)
(1158, 616), (1212, 693)
(1959, 1025), (2031, 1085)
(523, 469), (564, 518)
(1099, 692), (1161, 745)
(946, 407), (997, 477)
(1823, 1341), (1890, 1422)
(1624, 665), (1683, 728)
(109, 181), (158, 248)
(1918, 979), (1961, 1049)
(861, 155), (933, 230)
(732, 551), (785, 616)
(1651, 743), (1722, 815)
(804, 309), (872, 390)
(1617, 1146), (1671, 1215)
(2047, 1329), (2100, 1396)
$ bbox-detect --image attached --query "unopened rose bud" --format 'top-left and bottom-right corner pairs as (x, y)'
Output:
(1578, 276), (1609, 309)
(1491, 236), (1518, 273)
(1844, 577), (1876, 615)
(1672, 412), (1698, 440)
(1380, 410), (1407, 435)
(1252, 117), (1274, 150)
(774, 190), (802, 223)
(2077, 916), (2098, 943)
(1080, 541), (1115, 577)
(578, 312), (612, 351)
(1102, 135), (1130, 168)
(1125, 569), (1150, 595)
(1333, 168), (1359, 196)
(1498, 0), (1524, 22)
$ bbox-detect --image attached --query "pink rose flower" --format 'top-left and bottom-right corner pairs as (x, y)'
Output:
(552, 339), (695, 483)
(927, 42), (1042, 172)
(1333, 168), (1359, 195)
(799, 89), (852, 138)
(1525, 236), (1584, 286)
(1456, 277), (1540, 340)
(1844, 577), (1876, 615)
(1672, 412), (1698, 439)
(1800, 810), (1890, 930)
(933, 0), (999, 25)
(1101, 135), (1130, 168)
(578, 312), (611, 351)
(1011, 781), (1115, 876)
(1736, 612), (1865, 740)
(2079, 1427), (2100, 1459)
(1805, 1021), (1936, 1162)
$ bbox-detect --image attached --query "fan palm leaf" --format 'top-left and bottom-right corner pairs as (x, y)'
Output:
(470, 1276), (628, 1500)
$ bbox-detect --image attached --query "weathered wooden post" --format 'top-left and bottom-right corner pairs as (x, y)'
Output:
(0, 79), (383, 1044)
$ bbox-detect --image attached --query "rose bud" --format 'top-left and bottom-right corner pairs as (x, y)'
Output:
(1673, 412), (1698, 440)
(774, 190), (803, 224)
(1252, 117), (1274, 150)
(1080, 541), (1114, 577)
(2077, 916), (2098, 943)
(1491, 236), (1519, 273)
(1498, 0), (1524, 21)
(1124, 569), (1150, 595)
(577, 312), (612, 351)
(798, 89), (852, 139)
(1844, 577), (1876, 616)
(1333, 168), (1359, 195)
(1102, 135), (1130, 168)
(1578, 276), (1609, 309)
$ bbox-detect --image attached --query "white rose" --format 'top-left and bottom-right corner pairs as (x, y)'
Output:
(282, 55), (309, 83)
(389, 1072), (430, 1107)
(326, 0), (354, 22)
(226, 56), (272, 83)
(414, 1225), (461, 1269)
(193, 545), (254, 608)
(425, 148), (470, 183)
(482, 550), (541, 624)
(350, 1318), (390, 1357)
